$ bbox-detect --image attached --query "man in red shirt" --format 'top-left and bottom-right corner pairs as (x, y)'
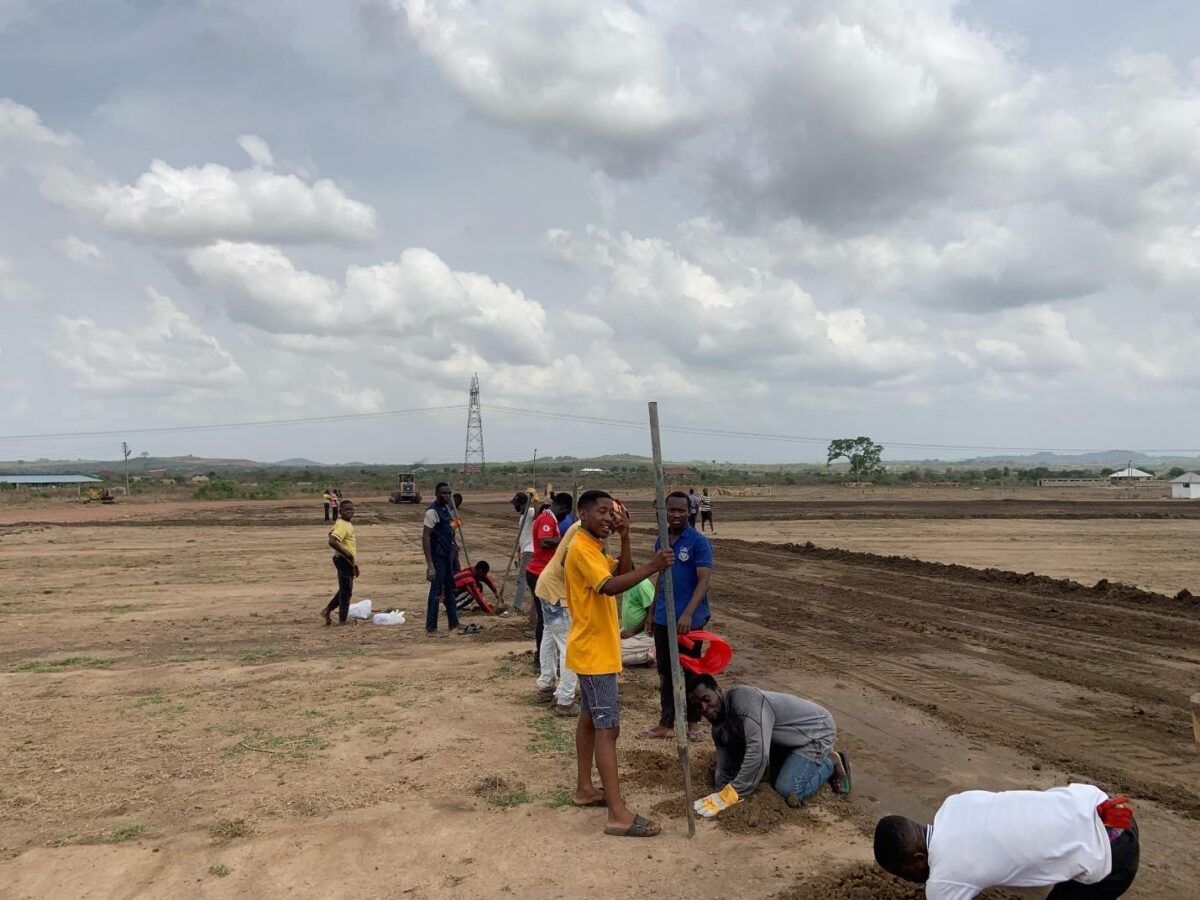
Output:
(454, 560), (499, 614)
(530, 493), (576, 714)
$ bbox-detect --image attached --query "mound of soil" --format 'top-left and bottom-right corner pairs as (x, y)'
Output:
(776, 864), (1023, 900)
(468, 621), (529, 643)
(621, 745), (717, 791)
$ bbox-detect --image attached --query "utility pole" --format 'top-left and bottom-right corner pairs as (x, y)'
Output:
(532, 447), (537, 491)
(122, 442), (131, 496)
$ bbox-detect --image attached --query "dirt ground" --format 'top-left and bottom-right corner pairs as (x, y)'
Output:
(2, 493), (1198, 898)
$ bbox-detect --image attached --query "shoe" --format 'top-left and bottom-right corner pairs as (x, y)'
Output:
(552, 702), (580, 717)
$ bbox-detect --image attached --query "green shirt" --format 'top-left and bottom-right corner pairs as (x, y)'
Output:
(620, 579), (655, 633)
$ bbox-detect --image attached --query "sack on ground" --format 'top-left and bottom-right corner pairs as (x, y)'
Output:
(372, 610), (405, 625)
(347, 598), (372, 619)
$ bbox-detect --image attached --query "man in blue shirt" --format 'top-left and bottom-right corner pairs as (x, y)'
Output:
(640, 491), (713, 741)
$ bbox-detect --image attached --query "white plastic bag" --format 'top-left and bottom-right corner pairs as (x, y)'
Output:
(347, 598), (372, 620)
(372, 610), (406, 625)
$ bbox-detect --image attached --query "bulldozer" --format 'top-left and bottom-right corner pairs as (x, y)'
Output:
(83, 486), (115, 504)
(388, 473), (422, 504)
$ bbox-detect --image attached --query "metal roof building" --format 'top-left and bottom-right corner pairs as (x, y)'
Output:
(0, 474), (102, 485)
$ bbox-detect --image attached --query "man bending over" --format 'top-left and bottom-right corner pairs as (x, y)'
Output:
(686, 674), (849, 817)
(874, 785), (1139, 899)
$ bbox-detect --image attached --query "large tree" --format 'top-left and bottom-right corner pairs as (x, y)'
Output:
(826, 436), (884, 482)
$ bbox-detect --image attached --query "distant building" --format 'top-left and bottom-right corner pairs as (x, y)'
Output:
(1108, 466), (1154, 482)
(1171, 472), (1200, 500)
(0, 474), (101, 486)
(148, 469), (168, 480)
(663, 467), (696, 479)
(1037, 478), (1105, 487)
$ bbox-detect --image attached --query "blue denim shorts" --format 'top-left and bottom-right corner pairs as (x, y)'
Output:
(578, 673), (620, 729)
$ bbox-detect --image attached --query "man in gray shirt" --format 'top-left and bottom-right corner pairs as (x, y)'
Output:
(686, 674), (850, 817)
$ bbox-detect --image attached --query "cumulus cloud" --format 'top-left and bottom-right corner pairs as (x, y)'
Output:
(399, 0), (704, 172)
(237, 134), (275, 168)
(0, 97), (73, 147)
(186, 241), (550, 364)
(46, 288), (245, 394)
(545, 225), (932, 387)
(42, 149), (378, 246)
(54, 235), (106, 267)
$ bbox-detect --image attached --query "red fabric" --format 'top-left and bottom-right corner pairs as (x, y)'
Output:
(454, 568), (495, 614)
(676, 630), (733, 675)
(526, 511), (559, 576)
(1096, 796), (1133, 830)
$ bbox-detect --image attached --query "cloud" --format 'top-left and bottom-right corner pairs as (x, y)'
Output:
(236, 134), (275, 168)
(545, 225), (932, 387)
(46, 288), (245, 394)
(399, 0), (704, 173)
(186, 241), (551, 364)
(42, 148), (378, 246)
(54, 235), (106, 267)
(0, 97), (73, 147)
(0, 256), (38, 303)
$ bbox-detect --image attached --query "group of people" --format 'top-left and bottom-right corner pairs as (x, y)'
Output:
(319, 484), (1141, 898)
(321, 487), (345, 522)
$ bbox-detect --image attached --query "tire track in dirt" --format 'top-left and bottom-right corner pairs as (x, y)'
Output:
(713, 539), (1200, 821)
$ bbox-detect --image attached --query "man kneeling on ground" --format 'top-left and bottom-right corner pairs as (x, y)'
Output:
(686, 674), (850, 817)
(874, 784), (1139, 899)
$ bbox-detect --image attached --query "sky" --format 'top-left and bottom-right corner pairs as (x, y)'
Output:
(2, 0), (1199, 465)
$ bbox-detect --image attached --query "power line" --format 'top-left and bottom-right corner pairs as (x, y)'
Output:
(1, 401), (1196, 456)
(0, 405), (462, 442)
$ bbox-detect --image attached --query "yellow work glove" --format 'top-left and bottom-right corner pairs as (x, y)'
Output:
(694, 783), (739, 818)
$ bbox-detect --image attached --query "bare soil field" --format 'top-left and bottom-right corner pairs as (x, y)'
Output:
(3, 494), (1198, 898)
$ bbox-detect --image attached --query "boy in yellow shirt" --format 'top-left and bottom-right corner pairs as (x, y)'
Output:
(566, 490), (673, 837)
(322, 500), (359, 625)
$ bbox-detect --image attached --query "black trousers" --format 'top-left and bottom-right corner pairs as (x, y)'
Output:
(528, 569), (544, 653)
(1047, 821), (1139, 898)
(324, 556), (354, 622)
(653, 621), (706, 728)
(323, 503), (330, 521)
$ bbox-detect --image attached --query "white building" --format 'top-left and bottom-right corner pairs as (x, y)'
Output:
(1171, 472), (1200, 500)
(1108, 466), (1154, 482)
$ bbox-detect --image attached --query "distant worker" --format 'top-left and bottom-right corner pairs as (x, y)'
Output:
(322, 488), (332, 522)
(322, 500), (358, 625)
(423, 482), (461, 635)
(699, 488), (714, 533)
(686, 674), (850, 817)
(688, 488), (699, 527)
(455, 560), (499, 614)
(534, 499), (582, 717)
(641, 491), (713, 742)
(874, 784), (1139, 899)
(330, 488), (340, 522)
(618, 578), (655, 667)
(510, 492), (536, 615)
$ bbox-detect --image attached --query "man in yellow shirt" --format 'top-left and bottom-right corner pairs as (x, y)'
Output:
(322, 500), (359, 625)
(566, 490), (673, 837)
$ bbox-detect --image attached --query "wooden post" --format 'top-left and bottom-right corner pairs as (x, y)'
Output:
(1192, 692), (1200, 753)
(648, 401), (696, 837)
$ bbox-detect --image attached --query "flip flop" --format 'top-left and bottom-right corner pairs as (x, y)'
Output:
(604, 814), (660, 837)
(835, 751), (852, 797)
(637, 728), (670, 740)
(572, 790), (607, 808)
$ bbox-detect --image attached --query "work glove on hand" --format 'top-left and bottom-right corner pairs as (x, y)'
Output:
(694, 784), (739, 818)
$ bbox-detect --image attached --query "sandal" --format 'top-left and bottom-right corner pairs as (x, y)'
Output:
(636, 728), (671, 740)
(604, 814), (661, 837)
(835, 751), (852, 797)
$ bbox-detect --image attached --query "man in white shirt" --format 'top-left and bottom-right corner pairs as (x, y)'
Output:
(874, 784), (1139, 899)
